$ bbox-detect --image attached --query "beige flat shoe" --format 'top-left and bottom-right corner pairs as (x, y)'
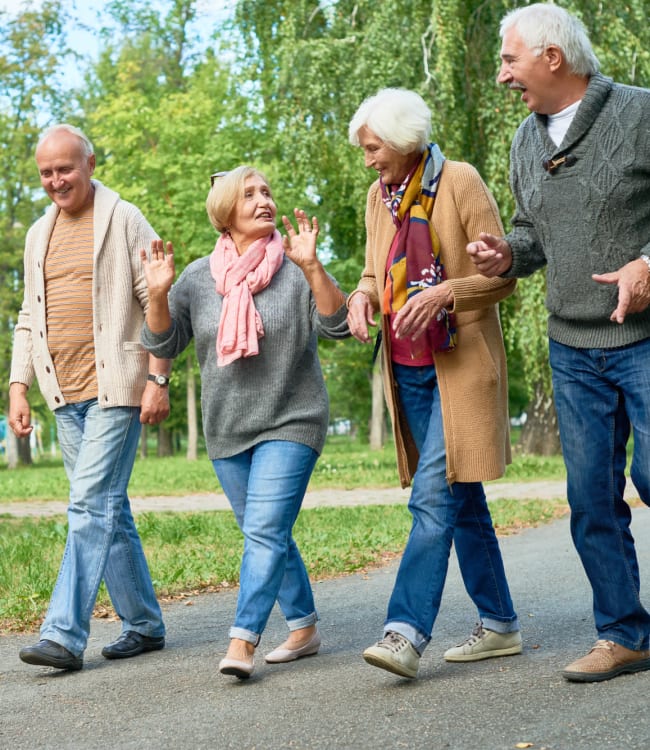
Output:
(219, 655), (255, 679)
(264, 630), (321, 663)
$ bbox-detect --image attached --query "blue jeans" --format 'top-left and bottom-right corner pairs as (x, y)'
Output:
(550, 338), (650, 650)
(42, 400), (165, 656)
(386, 364), (518, 654)
(212, 440), (319, 645)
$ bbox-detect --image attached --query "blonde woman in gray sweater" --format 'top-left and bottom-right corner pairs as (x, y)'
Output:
(141, 166), (348, 680)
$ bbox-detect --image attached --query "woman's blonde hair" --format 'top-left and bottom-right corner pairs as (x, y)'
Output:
(205, 165), (272, 233)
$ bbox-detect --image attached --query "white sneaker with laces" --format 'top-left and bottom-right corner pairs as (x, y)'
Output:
(444, 623), (522, 662)
(363, 631), (420, 678)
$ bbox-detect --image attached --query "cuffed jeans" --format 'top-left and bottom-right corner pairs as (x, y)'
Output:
(550, 337), (650, 650)
(212, 440), (319, 645)
(42, 399), (165, 656)
(385, 363), (518, 654)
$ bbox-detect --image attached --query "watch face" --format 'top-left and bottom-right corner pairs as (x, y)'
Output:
(156, 375), (167, 385)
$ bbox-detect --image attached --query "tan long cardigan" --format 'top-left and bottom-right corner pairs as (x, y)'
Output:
(351, 160), (516, 487)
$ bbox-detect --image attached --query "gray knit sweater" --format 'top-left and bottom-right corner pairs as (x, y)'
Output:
(504, 73), (650, 349)
(141, 255), (349, 459)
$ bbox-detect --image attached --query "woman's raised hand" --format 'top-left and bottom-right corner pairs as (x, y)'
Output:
(282, 208), (319, 270)
(140, 239), (175, 296)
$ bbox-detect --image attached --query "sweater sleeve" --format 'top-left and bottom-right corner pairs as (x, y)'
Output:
(350, 184), (383, 311)
(9, 224), (39, 387)
(503, 127), (548, 278)
(311, 273), (350, 340)
(442, 161), (517, 312)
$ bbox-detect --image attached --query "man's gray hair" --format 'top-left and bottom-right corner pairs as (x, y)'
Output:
(37, 124), (94, 158)
(349, 88), (431, 155)
(500, 3), (599, 77)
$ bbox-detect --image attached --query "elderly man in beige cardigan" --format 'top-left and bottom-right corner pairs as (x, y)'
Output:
(9, 124), (169, 672)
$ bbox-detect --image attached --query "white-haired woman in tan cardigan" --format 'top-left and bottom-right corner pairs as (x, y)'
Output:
(347, 88), (521, 679)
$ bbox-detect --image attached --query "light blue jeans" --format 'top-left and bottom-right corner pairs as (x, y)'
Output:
(212, 440), (319, 645)
(42, 399), (165, 656)
(386, 364), (519, 654)
(550, 337), (650, 649)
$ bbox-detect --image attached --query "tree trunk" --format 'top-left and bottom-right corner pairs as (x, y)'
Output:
(18, 435), (32, 464)
(157, 425), (173, 457)
(186, 351), (198, 460)
(6, 430), (18, 469)
(140, 424), (148, 458)
(518, 380), (561, 455)
(369, 364), (386, 450)
(6, 432), (32, 468)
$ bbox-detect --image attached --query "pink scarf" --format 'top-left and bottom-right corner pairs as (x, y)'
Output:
(209, 230), (284, 366)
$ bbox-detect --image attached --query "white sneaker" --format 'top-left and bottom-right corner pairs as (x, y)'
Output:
(363, 631), (420, 678)
(444, 623), (522, 662)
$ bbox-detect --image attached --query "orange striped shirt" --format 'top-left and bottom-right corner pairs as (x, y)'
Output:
(44, 204), (98, 402)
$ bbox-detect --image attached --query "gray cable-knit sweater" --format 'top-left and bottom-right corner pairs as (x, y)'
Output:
(504, 73), (650, 349)
(141, 255), (349, 459)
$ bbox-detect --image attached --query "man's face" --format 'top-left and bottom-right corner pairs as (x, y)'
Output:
(497, 27), (555, 114)
(35, 131), (95, 215)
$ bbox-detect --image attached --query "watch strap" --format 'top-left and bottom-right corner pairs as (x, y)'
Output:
(147, 373), (170, 386)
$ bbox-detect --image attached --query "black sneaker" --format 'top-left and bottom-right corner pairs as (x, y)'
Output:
(19, 639), (83, 671)
(101, 630), (165, 659)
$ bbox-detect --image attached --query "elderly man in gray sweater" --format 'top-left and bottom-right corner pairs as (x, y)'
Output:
(468, 3), (650, 683)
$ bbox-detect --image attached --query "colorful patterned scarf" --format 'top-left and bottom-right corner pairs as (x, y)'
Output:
(381, 143), (456, 353)
(209, 229), (284, 366)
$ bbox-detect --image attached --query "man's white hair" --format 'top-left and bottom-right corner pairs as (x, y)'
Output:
(37, 124), (94, 158)
(501, 3), (599, 77)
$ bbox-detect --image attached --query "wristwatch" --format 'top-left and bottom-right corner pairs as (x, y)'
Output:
(641, 254), (650, 272)
(148, 373), (170, 387)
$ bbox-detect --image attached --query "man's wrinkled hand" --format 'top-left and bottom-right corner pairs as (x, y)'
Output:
(466, 233), (513, 277)
(140, 382), (170, 425)
(593, 258), (650, 324)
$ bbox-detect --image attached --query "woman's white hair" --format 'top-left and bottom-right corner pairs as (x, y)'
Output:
(500, 3), (599, 77)
(37, 124), (94, 158)
(348, 88), (431, 154)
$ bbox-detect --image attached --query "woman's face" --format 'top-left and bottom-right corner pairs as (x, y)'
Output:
(357, 125), (419, 186)
(229, 175), (277, 251)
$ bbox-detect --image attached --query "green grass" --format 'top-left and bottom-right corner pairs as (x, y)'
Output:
(0, 435), (566, 503)
(0, 498), (568, 633)
(0, 435), (570, 632)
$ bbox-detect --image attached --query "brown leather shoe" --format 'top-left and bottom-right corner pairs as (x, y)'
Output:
(562, 639), (650, 682)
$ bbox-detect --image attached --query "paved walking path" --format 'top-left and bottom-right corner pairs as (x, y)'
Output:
(1, 478), (643, 517)
(2, 504), (650, 749)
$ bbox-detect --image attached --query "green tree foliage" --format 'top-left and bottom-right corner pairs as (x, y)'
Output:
(70, 0), (262, 448)
(1, 0), (649, 452)
(0, 0), (74, 451)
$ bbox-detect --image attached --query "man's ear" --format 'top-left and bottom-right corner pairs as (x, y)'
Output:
(544, 45), (564, 72)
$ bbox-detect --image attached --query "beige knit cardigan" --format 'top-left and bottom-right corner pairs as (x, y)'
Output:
(10, 181), (158, 411)
(351, 160), (516, 487)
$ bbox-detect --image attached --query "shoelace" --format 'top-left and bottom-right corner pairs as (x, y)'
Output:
(591, 639), (615, 652)
(458, 623), (485, 647)
(381, 632), (408, 652)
